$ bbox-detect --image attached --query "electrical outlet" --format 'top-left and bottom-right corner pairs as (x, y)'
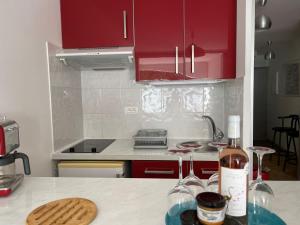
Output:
(125, 106), (138, 114)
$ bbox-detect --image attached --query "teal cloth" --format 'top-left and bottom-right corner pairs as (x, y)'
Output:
(165, 202), (286, 225)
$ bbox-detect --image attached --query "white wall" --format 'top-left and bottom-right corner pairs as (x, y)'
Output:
(47, 43), (83, 151)
(263, 36), (300, 178)
(236, 0), (255, 180)
(237, 0), (255, 149)
(0, 1), (61, 176)
(265, 40), (300, 141)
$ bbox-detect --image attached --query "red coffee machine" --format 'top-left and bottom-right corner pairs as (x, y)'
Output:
(0, 118), (31, 197)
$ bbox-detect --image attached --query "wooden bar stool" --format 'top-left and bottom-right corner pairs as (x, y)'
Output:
(283, 115), (299, 171)
(272, 115), (293, 165)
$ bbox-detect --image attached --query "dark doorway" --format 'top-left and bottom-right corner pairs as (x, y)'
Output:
(253, 67), (268, 142)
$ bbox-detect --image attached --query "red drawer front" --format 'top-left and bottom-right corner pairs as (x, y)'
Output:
(131, 160), (189, 179)
(193, 161), (219, 179)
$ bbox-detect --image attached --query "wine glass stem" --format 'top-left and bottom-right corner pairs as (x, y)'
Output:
(190, 154), (195, 176)
(178, 156), (183, 184)
(257, 152), (264, 181)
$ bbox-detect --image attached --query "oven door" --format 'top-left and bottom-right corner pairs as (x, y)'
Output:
(57, 161), (126, 178)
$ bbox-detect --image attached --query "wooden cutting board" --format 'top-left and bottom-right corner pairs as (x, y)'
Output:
(26, 198), (97, 225)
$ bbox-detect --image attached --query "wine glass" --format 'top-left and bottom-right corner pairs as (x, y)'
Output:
(248, 146), (275, 223)
(206, 172), (219, 193)
(167, 156), (196, 217)
(182, 154), (205, 197)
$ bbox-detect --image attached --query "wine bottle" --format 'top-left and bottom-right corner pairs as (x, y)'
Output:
(219, 115), (249, 224)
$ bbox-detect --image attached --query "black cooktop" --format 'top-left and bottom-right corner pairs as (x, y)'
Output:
(62, 139), (115, 153)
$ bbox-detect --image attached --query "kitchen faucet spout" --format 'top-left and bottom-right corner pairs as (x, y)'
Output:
(202, 115), (224, 142)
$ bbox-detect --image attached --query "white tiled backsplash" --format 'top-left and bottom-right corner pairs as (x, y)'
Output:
(48, 42), (243, 150)
(81, 70), (243, 139)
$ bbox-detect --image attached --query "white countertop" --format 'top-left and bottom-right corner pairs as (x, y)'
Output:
(0, 177), (299, 225)
(52, 139), (219, 161)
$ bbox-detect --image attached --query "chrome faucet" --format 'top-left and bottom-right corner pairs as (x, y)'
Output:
(202, 115), (224, 142)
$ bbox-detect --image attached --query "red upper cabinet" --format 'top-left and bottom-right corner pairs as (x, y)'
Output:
(184, 0), (236, 79)
(134, 0), (236, 81)
(60, 0), (134, 49)
(134, 0), (185, 81)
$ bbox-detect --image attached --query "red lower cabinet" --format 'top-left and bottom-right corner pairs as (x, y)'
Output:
(131, 160), (218, 179)
(131, 161), (267, 180)
(253, 170), (270, 180)
(192, 161), (219, 179)
(131, 160), (188, 179)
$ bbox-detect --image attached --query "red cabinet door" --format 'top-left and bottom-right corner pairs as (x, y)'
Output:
(184, 0), (236, 79)
(193, 161), (219, 179)
(60, 0), (134, 48)
(131, 160), (188, 179)
(131, 160), (218, 179)
(134, 0), (185, 81)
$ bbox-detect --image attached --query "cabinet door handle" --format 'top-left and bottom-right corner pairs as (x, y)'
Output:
(191, 44), (195, 73)
(175, 46), (179, 74)
(123, 10), (127, 39)
(144, 169), (175, 175)
(201, 168), (218, 175)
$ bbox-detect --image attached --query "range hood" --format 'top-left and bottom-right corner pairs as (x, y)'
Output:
(55, 47), (134, 70)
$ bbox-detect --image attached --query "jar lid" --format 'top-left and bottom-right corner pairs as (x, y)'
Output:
(196, 192), (226, 209)
(180, 210), (200, 225)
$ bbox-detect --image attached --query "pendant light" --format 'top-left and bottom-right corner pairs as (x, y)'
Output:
(256, 0), (268, 7)
(255, 15), (272, 31)
(264, 41), (276, 60)
(255, 0), (272, 31)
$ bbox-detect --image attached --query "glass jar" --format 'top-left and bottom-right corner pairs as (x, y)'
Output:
(196, 192), (226, 225)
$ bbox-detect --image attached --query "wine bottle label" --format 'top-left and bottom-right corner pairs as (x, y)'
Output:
(221, 166), (248, 217)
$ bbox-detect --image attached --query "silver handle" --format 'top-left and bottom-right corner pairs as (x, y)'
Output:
(175, 46), (179, 74)
(201, 169), (218, 175)
(191, 44), (195, 73)
(144, 169), (175, 175)
(123, 10), (127, 39)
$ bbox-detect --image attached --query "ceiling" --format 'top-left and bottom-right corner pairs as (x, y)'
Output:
(255, 0), (300, 49)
